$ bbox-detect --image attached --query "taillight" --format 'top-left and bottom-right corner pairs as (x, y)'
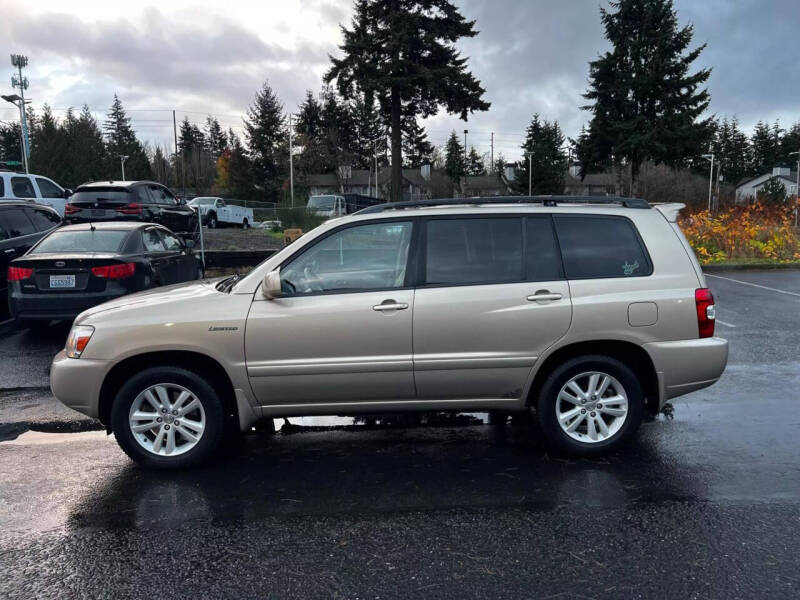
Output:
(7, 266), (33, 281)
(695, 288), (715, 338)
(64, 204), (80, 215)
(91, 263), (136, 279)
(115, 203), (143, 215)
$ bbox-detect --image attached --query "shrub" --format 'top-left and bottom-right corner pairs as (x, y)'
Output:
(679, 203), (800, 264)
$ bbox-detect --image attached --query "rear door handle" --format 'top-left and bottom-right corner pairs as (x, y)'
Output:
(4, 249), (16, 254)
(527, 292), (563, 302)
(373, 302), (409, 312)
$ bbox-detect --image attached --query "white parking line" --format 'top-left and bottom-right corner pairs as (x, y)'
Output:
(715, 319), (737, 328)
(705, 273), (800, 298)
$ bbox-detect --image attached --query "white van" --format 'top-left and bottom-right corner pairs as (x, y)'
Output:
(0, 170), (70, 216)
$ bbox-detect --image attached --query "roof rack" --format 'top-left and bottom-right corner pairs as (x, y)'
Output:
(356, 195), (650, 214)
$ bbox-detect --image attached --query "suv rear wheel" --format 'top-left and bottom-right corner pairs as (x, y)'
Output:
(111, 366), (224, 469)
(536, 355), (643, 456)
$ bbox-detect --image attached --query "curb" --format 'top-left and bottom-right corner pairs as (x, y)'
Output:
(702, 263), (800, 272)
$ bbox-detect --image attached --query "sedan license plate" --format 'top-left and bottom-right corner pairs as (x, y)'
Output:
(90, 209), (104, 217)
(49, 275), (76, 289)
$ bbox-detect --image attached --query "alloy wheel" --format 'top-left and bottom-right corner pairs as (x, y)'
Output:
(555, 371), (628, 443)
(128, 383), (206, 456)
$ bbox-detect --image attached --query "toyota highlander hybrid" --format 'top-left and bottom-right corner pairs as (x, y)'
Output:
(50, 196), (728, 469)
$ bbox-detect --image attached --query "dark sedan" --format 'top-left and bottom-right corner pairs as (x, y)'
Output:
(8, 222), (203, 326)
(63, 181), (198, 240)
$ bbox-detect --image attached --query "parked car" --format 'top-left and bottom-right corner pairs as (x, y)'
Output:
(1, 169), (71, 215)
(307, 193), (382, 218)
(188, 197), (254, 229)
(1, 202), (62, 314)
(9, 222), (203, 327)
(64, 181), (198, 239)
(50, 196), (728, 469)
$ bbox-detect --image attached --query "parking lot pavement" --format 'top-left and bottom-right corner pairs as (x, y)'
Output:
(0, 270), (799, 599)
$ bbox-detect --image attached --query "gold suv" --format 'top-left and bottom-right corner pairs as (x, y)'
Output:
(51, 197), (728, 469)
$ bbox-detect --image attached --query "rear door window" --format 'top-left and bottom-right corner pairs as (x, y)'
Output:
(425, 218), (523, 285)
(554, 215), (652, 279)
(159, 230), (183, 251)
(11, 177), (36, 198)
(25, 207), (61, 232)
(0, 207), (36, 238)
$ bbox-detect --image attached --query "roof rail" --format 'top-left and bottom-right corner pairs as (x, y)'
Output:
(355, 195), (650, 214)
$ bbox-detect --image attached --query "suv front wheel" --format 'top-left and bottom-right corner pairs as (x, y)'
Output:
(536, 355), (643, 456)
(111, 366), (224, 469)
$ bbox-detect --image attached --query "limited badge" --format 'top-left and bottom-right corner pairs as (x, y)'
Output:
(622, 260), (639, 276)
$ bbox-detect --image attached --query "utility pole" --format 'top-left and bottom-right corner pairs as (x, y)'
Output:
(119, 155), (129, 181)
(490, 132), (494, 173)
(525, 151), (534, 196)
(463, 129), (468, 162)
(374, 137), (380, 198)
(288, 113), (294, 208)
(172, 110), (179, 188)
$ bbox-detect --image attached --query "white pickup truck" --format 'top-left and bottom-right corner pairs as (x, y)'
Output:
(188, 197), (254, 229)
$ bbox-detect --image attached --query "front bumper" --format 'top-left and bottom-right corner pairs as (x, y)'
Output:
(50, 350), (110, 419)
(643, 337), (729, 408)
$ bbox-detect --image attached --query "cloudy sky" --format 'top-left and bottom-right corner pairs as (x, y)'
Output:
(2, 0), (798, 162)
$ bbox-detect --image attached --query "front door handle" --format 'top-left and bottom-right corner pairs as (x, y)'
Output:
(373, 301), (409, 312)
(4, 248), (16, 254)
(527, 291), (563, 302)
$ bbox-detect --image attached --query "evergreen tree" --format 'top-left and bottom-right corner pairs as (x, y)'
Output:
(226, 130), (254, 199)
(205, 116), (228, 158)
(244, 81), (286, 202)
(514, 115), (567, 195)
(780, 122), (800, 167)
(579, 0), (712, 191)
(444, 130), (466, 182)
(750, 120), (783, 174)
(325, 0), (490, 202)
(402, 118), (434, 168)
(0, 122), (23, 164)
(150, 145), (172, 185)
(104, 94), (151, 180)
(295, 90), (332, 175)
(493, 153), (507, 175)
(29, 104), (63, 178)
(63, 105), (107, 187)
(465, 146), (486, 176)
(352, 93), (386, 170)
(320, 88), (357, 169)
(713, 116), (750, 185)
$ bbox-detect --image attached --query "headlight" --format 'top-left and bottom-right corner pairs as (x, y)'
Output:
(66, 325), (95, 359)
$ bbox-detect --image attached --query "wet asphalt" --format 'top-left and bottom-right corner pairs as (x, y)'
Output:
(1, 270), (799, 599)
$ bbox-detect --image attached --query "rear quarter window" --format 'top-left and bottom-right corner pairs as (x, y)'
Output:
(554, 215), (652, 279)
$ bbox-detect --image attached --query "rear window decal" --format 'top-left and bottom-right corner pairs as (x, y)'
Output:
(622, 260), (639, 276)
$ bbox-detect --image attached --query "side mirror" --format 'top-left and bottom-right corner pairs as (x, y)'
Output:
(63, 189), (72, 199)
(262, 268), (282, 300)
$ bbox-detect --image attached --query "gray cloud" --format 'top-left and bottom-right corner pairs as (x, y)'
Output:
(1, 1), (797, 157)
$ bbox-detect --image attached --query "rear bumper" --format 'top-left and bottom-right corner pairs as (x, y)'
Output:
(50, 350), (109, 419)
(10, 289), (127, 320)
(643, 337), (729, 408)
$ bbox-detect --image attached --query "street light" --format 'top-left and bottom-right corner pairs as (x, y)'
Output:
(119, 155), (129, 181)
(700, 147), (715, 212)
(1, 93), (28, 173)
(463, 129), (468, 162)
(525, 150), (534, 196)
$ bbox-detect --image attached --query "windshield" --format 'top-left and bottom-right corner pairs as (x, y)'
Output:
(190, 198), (216, 206)
(33, 230), (128, 254)
(308, 196), (338, 211)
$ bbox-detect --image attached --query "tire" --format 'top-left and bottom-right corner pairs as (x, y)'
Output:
(207, 213), (217, 229)
(536, 354), (643, 456)
(242, 218), (249, 229)
(110, 366), (225, 469)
